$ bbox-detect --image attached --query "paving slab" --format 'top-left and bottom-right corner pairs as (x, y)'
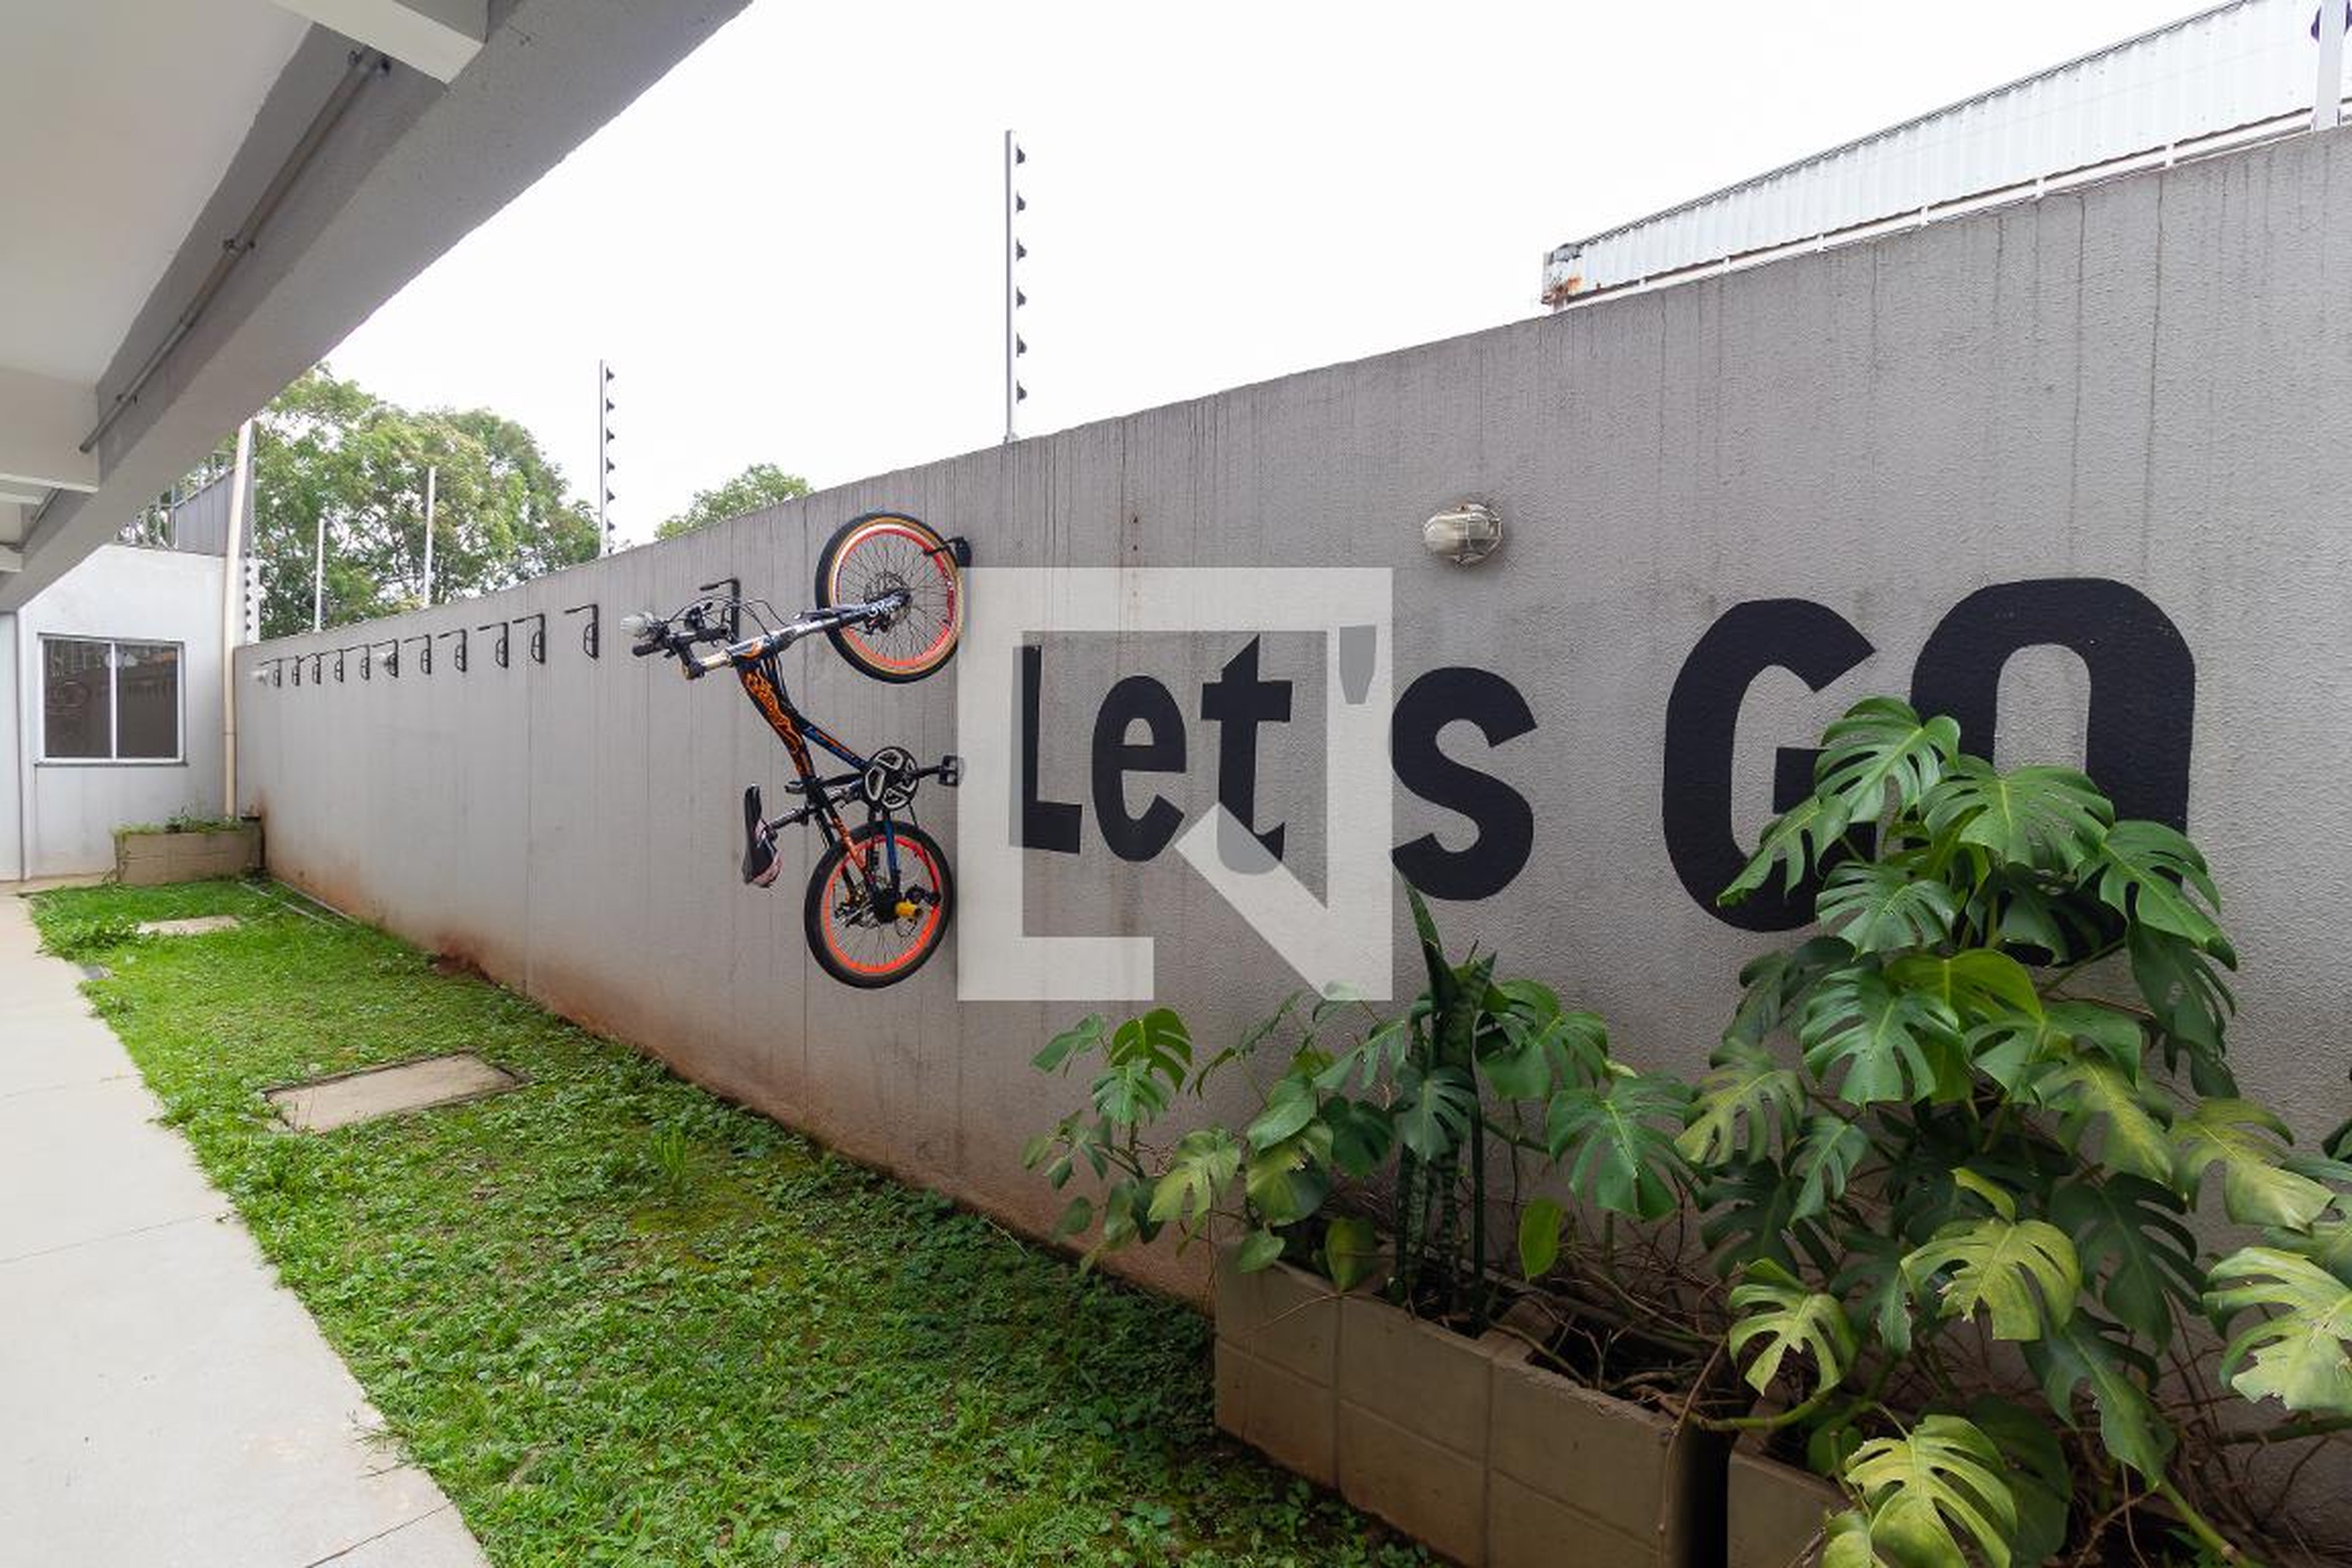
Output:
(267, 1054), (520, 1133)
(0, 895), (490, 1568)
(135, 915), (244, 937)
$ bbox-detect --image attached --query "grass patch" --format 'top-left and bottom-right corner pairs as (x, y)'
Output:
(28, 880), (1428, 1568)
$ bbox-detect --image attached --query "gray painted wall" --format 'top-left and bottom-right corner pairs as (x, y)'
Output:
(239, 127), (2352, 1297)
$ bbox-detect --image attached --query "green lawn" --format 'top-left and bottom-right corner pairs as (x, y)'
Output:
(29, 880), (1427, 1568)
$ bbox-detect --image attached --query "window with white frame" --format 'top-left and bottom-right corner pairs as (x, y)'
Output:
(42, 638), (183, 763)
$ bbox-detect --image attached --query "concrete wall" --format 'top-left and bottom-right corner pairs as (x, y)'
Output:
(16, 545), (226, 876)
(239, 127), (2352, 1295)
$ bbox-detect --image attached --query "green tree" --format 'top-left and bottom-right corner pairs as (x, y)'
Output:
(247, 366), (597, 639)
(654, 462), (811, 540)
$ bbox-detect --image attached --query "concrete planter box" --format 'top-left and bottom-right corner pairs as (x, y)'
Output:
(1213, 1245), (1726, 1567)
(115, 821), (262, 886)
(1726, 1447), (1843, 1568)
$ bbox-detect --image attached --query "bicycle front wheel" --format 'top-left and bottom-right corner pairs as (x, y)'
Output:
(804, 820), (954, 988)
(813, 511), (963, 683)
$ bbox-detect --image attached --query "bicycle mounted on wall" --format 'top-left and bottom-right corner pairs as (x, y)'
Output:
(625, 511), (969, 987)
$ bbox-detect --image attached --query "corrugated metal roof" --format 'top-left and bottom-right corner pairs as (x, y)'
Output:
(1544, 0), (2347, 306)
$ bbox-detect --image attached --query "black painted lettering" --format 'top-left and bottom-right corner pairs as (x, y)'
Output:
(1389, 668), (1537, 901)
(1910, 578), (2194, 830)
(1198, 638), (1291, 859)
(1020, 645), (1082, 854)
(1662, 600), (1875, 930)
(1091, 675), (1187, 862)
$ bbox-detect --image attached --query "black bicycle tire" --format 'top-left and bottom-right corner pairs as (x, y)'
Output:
(803, 820), (955, 988)
(812, 511), (963, 684)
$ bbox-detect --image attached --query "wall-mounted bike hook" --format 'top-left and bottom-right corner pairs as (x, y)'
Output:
(333, 649), (347, 683)
(404, 633), (432, 676)
(564, 603), (599, 659)
(698, 578), (742, 643)
(513, 612), (546, 666)
(435, 628), (467, 673)
(290, 655), (302, 687)
(480, 622), (509, 669)
(383, 639), (400, 679)
(356, 643), (371, 680)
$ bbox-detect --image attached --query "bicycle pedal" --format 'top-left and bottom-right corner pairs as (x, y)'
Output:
(939, 753), (963, 788)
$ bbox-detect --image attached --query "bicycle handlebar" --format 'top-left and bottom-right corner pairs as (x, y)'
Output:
(626, 592), (910, 676)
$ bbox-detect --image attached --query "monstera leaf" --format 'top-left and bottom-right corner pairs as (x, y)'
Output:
(1148, 1127), (1243, 1229)
(1968, 1000), (2144, 1093)
(1835, 1415), (2021, 1568)
(2204, 1246), (2352, 1416)
(1242, 1119), (1333, 1226)
(1815, 697), (1962, 830)
(1885, 950), (2043, 1029)
(1391, 1063), (1477, 1162)
(2029, 1060), (2175, 1186)
(2050, 1176), (2199, 1349)
(1725, 937), (1854, 1048)
(1818, 857), (1961, 954)
(1728, 1260), (1858, 1399)
(1903, 1213), (2081, 1341)
(1701, 1157), (1833, 1276)
(1724, 793), (1853, 905)
(2128, 924), (2237, 1085)
(2092, 820), (2226, 951)
(1544, 1069), (1691, 1221)
(2171, 1100), (2336, 1230)
(1799, 968), (1966, 1106)
(1477, 1008), (1607, 1101)
(1789, 1114), (1872, 1222)
(2024, 1315), (2174, 1479)
(1678, 1038), (1804, 1164)
(1921, 758), (2111, 875)
(1088, 1008), (1193, 1122)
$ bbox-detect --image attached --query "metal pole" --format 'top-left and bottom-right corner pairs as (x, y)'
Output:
(221, 419), (253, 813)
(1003, 131), (1017, 444)
(311, 507), (326, 633)
(421, 464), (437, 605)
(2319, 1), (2345, 132)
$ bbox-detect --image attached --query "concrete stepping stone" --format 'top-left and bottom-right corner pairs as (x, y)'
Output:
(265, 1055), (520, 1133)
(134, 916), (243, 937)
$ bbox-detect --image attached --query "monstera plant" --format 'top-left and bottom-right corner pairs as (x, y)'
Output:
(1684, 697), (2352, 1566)
(1025, 886), (1687, 1333)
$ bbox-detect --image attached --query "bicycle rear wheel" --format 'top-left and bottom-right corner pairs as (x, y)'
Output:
(813, 511), (963, 683)
(804, 820), (953, 988)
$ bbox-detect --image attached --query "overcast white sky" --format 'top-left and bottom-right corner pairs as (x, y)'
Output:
(327, 0), (2203, 543)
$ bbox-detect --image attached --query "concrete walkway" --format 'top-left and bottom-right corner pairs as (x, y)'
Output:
(0, 894), (489, 1567)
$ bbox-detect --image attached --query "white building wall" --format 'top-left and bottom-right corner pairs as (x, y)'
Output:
(14, 545), (225, 877)
(0, 618), (19, 881)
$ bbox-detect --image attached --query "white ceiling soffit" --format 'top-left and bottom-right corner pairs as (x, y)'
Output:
(269, 1), (487, 83)
(0, 1), (310, 388)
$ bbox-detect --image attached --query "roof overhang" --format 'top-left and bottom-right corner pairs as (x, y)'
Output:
(0, 0), (746, 606)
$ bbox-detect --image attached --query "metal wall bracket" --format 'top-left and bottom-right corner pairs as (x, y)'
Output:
(698, 578), (742, 643)
(480, 622), (510, 669)
(513, 612), (546, 665)
(435, 628), (468, 673)
(564, 603), (599, 659)
(405, 633), (432, 676)
(355, 643), (371, 680)
(383, 639), (400, 678)
(333, 649), (346, 682)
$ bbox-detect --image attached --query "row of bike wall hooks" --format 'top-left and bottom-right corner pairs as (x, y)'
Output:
(253, 603), (604, 687)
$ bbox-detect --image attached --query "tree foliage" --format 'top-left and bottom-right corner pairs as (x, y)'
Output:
(654, 463), (811, 540)
(242, 366), (597, 639)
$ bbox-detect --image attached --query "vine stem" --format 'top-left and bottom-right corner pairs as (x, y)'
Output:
(2152, 1477), (2257, 1566)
